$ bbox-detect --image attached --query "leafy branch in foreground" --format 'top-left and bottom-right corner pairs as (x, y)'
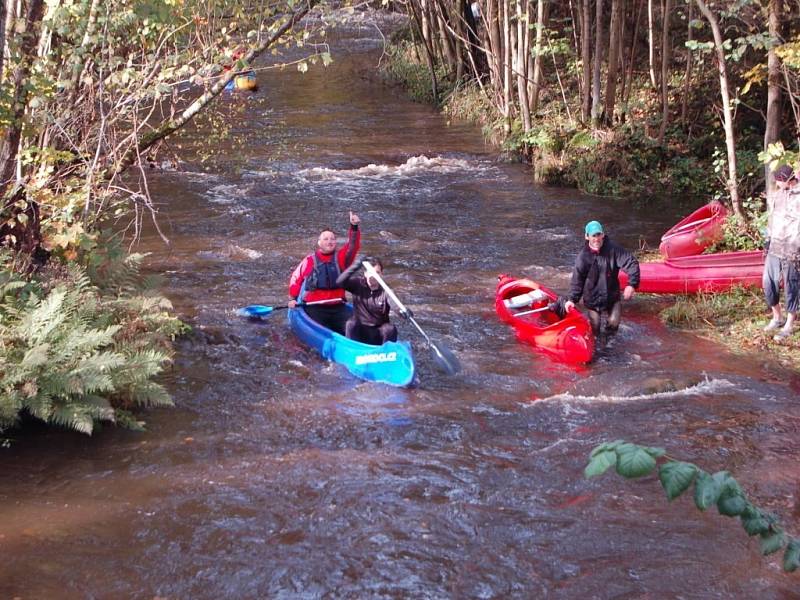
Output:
(585, 440), (800, 573)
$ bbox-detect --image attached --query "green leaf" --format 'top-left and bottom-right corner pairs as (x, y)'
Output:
(783, 538), (800, 572)
(760, 529), (786, 556)
(717, 491), (747, 517)
(590, 440), (624, 458)
(615, 446), (656, 479)
(584, 450), (616, 478)
(321, 52), (333, 67)
(644, 446), (666, 458)
(693, 470), (720, 511)
(740, 506), (770, 536)
(658, 461), (698, 501)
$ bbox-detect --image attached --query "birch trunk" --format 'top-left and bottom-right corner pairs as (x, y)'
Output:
(657, 0), (671, 144)
(591, 0), (604, 126)
(694, 0), (741, 217)
(581, 0), (592, 121)
(603, 0), (623, 123)
(529, 0), (546, 115)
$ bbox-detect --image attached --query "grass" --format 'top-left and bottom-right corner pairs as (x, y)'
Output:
(660, 286), (800, 371)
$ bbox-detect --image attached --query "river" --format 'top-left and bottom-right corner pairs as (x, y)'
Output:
(1, 10), (798, 599)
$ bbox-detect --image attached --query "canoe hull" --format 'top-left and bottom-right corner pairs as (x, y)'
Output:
(224, 71), (258, 91)
(620, 251), (764, 294)
(288, 306), (415, 387)
(495, 275), (595, 365)
(659, 201), (728, 258)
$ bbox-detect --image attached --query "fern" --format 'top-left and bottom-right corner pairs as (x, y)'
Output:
(0, 255), (184, 436)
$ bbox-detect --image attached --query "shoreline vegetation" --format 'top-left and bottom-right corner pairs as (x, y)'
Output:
(377, 9), (799, 372)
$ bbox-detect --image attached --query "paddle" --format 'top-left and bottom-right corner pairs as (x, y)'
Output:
(238, 298), (342, 318)
(362, 260), (461, 375)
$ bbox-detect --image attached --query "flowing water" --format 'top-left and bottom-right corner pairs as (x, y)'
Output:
(2, 12), (799, 599)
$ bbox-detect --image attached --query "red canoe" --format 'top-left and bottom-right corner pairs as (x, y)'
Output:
(659, 201), (729, 258)
(495, 275), (595, 364)
(619, 251), (764, 294)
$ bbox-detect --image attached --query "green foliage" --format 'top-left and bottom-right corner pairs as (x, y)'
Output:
(660, 285), (763, 329)
(585, 441), (799, 573)
(0, 252), (186, 436)
(379, 41), (454, 106)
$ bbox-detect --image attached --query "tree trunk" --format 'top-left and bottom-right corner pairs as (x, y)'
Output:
(695, 0), (741, 217)
(434, 0), (458, 79)
(0, 0), (7, 86)
(487, 0), (504, 101)
(516, 0), (531, 131)
(647, 0), (657, 88)
(622, 0), (645, 112)
(581, 0), (592, 122)
(603, 0), (623, 124)
(462, 0), (487, 78)
(529, 0), (546, 115)
(409, 0), (440, 104)
(591, 0), (604, 126)
(502, 0), (512, 133)
(764, 0), (783, 192)
(680, 0), (693, 125)
(657, 0), (671, 144)
(0, 0), (46, 193)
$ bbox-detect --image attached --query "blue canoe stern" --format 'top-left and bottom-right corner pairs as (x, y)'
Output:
(287, 307), (415, 387)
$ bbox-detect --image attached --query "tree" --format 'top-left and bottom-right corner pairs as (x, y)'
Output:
(764, 0), (783, 191)
(694, 0), (742, 218)
(1, 0), (321, 261)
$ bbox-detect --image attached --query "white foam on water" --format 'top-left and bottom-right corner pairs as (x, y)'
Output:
(297, 155), (486, 181)
(197, 245), (263, 261)
(535, 376), (737, 405)
(205, 183), (250, 205)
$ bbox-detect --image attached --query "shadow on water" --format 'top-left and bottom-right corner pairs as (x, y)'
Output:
(1, 12), (799, 599)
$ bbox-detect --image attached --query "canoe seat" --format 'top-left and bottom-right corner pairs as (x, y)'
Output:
(504, 289), (546, 309)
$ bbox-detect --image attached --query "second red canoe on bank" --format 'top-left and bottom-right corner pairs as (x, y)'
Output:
(619, 251), (764, 294)
(495, 275), (595, 364)
(659, 201), (729, 258)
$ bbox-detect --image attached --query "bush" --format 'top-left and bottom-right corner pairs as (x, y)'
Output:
(0, 251), (186, 435)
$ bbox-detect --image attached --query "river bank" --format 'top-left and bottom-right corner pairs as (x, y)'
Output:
(379, 32), (798, 371)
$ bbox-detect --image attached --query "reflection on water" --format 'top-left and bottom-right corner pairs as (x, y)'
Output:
(0, 12), (798, 600)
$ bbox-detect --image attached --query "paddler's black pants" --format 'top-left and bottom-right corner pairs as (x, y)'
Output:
(586, 300), (622, 335)
(345, 319), (398, 346)
(304, 304), (350, 336)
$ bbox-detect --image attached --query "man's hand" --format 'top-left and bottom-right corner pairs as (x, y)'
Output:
(288, 299), (298, 308)
(623, 285), (635, 301)
(349, 211), (360, 226)
(399, 307), (414, 319)
(564, 300), (575, 312)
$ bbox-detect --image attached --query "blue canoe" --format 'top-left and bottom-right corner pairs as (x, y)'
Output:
(287, 306), (415, 387)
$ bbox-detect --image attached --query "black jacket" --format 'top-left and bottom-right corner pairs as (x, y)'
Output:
(336, 262), (391, 327)
(569, 236), (640, 311)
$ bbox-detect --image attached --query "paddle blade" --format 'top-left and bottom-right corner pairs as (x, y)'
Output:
(428, 340), (461, 375)
(237, 305), (275, 317)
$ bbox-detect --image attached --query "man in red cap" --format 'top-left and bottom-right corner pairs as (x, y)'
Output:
(763, 164), (800, 341)
(565, 220), (640, 336)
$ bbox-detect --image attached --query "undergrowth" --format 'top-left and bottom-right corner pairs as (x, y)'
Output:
(0, 245), (187, 436)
